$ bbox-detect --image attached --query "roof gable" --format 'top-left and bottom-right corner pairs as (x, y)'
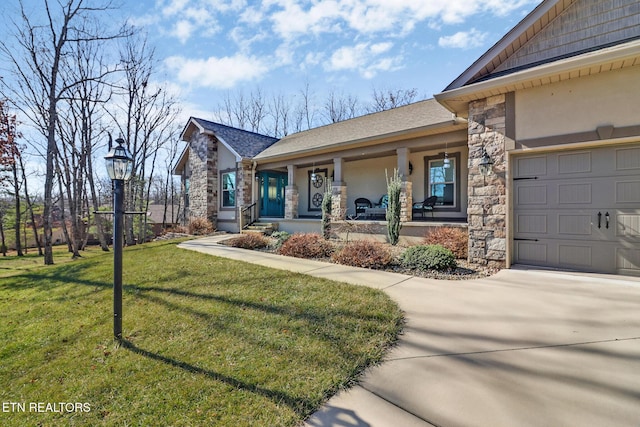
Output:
(181, 117), (278, 160)
(445, 0), (640, 91)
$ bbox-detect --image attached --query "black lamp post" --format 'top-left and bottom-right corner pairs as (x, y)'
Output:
(105, 137), (133, 341)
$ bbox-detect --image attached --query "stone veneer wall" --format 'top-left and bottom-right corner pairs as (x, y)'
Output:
(285, 185), (299, 219)
(237, 161), (253, 208)
(467, 95), (507, 268)
(331, 183), (347, 221)
(187, 131), (218, 226)
(400, 181), (412, 222)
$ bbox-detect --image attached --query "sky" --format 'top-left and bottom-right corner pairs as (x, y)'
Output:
(0, 0), (543, 127)
(119, 0), (542, 121)
(0, 0), (543, 191)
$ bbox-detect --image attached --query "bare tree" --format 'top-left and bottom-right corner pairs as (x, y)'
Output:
(322, 90), (361, 123)
(0, 0), (130, 264)
(366, 87), (420, 113)
(295, 82), (318, 132)
(108, 33), (181, 244)
(268, 92), (292, 138)
(0, 100), (23, 256)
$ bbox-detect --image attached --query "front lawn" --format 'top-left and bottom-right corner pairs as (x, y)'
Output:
(0, 240), (403, 426)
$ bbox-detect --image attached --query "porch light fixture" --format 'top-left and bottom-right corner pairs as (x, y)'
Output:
(104, 136), (134, 341)
(443, 142), (450, 169)
(478, 147), (494, 177)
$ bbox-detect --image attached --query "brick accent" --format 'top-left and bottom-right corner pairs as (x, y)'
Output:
(331, 183), (347, 221)
(285, 185), (299, 219)
(237, 161), (253, 207)
(187, 131), (218, 227)
(467, 95), (507, 269)
(400, 181), (412, 222)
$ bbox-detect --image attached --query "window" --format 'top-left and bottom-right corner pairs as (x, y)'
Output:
(221, 171), (236, 208)
(425, 152), (460, 211)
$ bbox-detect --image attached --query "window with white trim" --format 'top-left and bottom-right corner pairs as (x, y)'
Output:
(426, 152), (460, 210)
(221, 171), (236, 208)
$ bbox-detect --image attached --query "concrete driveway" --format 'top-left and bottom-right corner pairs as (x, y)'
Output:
(179, 237), (640, 426)
(307, 269), (640, 427)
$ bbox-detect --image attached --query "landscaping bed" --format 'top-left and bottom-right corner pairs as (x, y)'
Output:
(222, 228), (500, 280)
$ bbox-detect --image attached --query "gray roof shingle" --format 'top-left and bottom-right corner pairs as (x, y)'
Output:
(254, 99), (457, 160)
(190, 118), (279, 159)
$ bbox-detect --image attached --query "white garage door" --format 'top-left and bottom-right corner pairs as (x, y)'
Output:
(513, 143), (640, 276)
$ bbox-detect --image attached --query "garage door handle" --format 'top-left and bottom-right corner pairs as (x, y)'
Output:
(597, 212), (602, 229)
(605, 212), (610, 229)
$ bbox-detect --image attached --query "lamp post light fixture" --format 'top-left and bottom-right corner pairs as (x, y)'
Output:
(105, 137), (134, 341)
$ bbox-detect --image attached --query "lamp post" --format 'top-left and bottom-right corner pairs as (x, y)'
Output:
(105, 137), (133, 341)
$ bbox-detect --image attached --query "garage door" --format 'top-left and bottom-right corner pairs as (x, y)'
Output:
(513, 143), (640, 276)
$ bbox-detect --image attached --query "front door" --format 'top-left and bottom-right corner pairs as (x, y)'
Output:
(259, 172), (287, 217)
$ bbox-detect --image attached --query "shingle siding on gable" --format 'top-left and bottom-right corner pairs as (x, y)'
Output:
(494, 0), (640, 75)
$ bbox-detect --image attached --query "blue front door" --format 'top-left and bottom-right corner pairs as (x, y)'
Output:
(259, 172), (287, 217)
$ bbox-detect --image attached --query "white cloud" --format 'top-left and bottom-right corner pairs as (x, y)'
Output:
(172, 20), (195, 43)
(165, 54), (270, 89)
(438, 28), (489, 49)
(326, 42), (400, 78)
(263, 0), (538, 39)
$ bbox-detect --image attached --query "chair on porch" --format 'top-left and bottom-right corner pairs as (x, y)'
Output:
(412, 195), (438, 218)
(354, 198), (372, 216)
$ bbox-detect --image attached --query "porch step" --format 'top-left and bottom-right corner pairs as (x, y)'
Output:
(241, 222), (278, 235)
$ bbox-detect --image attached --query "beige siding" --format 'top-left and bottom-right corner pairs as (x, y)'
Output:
(515, 65), (640, 141)
(496, 0), (640, 74)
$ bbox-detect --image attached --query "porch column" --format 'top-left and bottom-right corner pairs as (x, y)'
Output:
(396, 147), (410, 179)
(397, 148), (412, 222)
(467, 95), (507, 269)
(285, 164), (298, 219)
(331, 157), (347, 220)
(400, 181), (412, 222)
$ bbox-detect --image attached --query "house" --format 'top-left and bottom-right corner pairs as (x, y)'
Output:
(175, 0), (640, 276)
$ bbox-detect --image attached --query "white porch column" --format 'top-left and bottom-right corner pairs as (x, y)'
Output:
(396, 147), (410, 179)
(333, 157), (344, 184)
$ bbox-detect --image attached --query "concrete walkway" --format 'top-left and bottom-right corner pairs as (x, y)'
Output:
(179, 236), (640, 427)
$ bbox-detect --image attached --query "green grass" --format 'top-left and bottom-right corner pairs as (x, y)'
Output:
(0, 244), (108, 278)
(0, 239), (403, 426)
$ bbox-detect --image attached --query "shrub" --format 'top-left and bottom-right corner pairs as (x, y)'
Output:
(385, 169), (402, 245)
(401, 244), (457, 271)
(188, 217), (215, 235)
(269, 231), (291, 249)
(332, 240), (392, 269)
(227, 233), (270, 250)
(278, 233), (334, 259)
(424, 227), (468, 259)
(173, 225), (189, 234)
(321, 190), (332, 240)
